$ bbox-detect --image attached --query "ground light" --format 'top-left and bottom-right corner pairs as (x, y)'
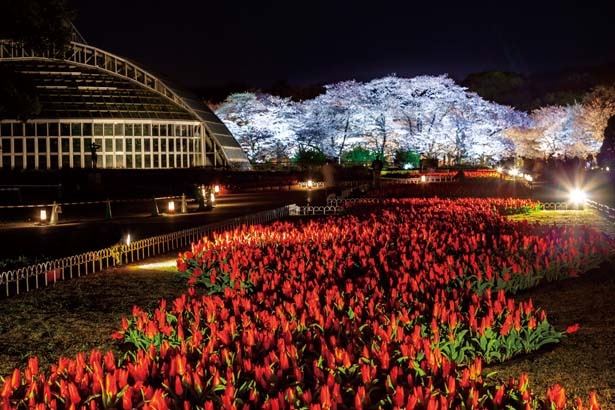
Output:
(135, 259), (176, 270)
(420, 175), (427, 183)
(569, 188), (588, 207)
(39, 209), (47, 224)
(168, 201), (175, 214)
(307, 179), (314, 189)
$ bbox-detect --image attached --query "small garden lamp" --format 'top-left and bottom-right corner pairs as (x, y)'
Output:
(168, 201), (175, 213)
(39, 209), (47, 224)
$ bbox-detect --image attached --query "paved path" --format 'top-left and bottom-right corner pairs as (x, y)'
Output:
(0, 188), (326, 261)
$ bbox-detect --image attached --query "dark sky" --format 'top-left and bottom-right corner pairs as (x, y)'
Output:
(72, 1), (615, 89)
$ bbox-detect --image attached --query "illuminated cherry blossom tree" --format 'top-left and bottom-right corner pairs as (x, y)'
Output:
(580, 85), (615, 147)
(214, 74), (607, 165)
(215, 92), (296, 163)
(529, 104), (600, 159)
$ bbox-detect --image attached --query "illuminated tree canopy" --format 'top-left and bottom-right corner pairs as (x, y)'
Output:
(215, 75), (613, 165)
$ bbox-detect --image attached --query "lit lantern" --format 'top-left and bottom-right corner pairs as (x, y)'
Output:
(420, 175), (427, 183)
(125, 233), (131, 246)
(40, 209), (47, 223)
(307, 179), (314, 189)
(214, 184), (220, 193)
(168, 201), (175, 213)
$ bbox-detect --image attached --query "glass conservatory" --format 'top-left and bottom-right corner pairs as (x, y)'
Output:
(0, 32), (250, 170)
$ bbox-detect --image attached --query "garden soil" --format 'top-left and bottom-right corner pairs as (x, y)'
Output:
(0, 210), (614, 408)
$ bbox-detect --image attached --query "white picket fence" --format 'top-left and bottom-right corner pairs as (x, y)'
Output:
(0, 205), (290, 297)
(3, 197), (612, 297)
(383, 175), (456, 184)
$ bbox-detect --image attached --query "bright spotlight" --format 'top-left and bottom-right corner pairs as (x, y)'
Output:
(496, 166), (503, 173)
(569, 188), (588, 205)
(509, 168), (519, 177)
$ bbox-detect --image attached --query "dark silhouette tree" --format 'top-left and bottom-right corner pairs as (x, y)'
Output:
(0, 0), (75, 53)
(0, 0), (75, 120)
(597, 115), (615, 168)
(292, 147), (326, 171)
(462, 71), (527, 106)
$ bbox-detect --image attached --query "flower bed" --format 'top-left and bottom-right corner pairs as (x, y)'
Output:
(1, 198), (611, 409)
(375, 179), (534, 200)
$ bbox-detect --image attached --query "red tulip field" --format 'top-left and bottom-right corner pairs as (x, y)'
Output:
(1, 196), (613, 409)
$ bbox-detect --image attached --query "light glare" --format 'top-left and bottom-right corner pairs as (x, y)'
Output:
(569, 188), (587, 205)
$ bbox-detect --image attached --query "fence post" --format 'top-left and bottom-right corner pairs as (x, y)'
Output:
(181, 194), (188, 213)
(105, 200), (113, 219)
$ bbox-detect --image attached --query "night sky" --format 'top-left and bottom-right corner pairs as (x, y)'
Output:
(72, 1), (615, 90)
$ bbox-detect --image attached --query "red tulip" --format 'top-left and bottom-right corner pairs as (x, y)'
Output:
(566, 323), (580, 334)
(547, 384), (567, 410)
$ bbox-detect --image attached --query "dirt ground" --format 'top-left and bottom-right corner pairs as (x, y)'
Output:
(0, 209), (613, 408)
(485, 210), (615, 408)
